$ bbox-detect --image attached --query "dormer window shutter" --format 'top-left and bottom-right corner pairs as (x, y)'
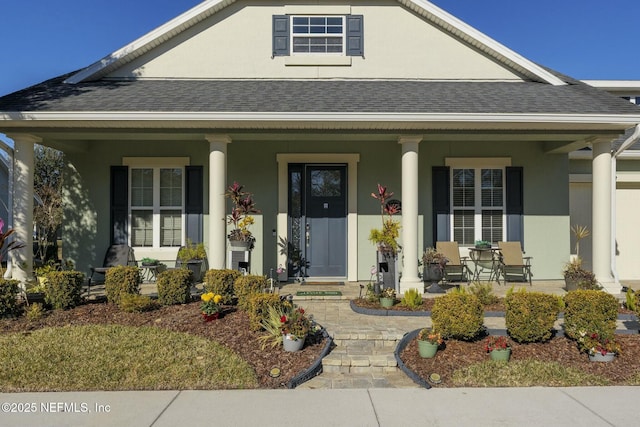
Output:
(272, 15), (290, 57)
(346, 15), (364, 56)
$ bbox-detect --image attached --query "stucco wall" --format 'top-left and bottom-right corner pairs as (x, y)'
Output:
(108, 0), (523, 81)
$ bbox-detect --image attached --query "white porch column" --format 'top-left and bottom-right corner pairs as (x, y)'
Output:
(592, 139), (616, 293)
(6, 133), (39, 286)
(399, 135), (423, 294)
(206, 134), (231, 270)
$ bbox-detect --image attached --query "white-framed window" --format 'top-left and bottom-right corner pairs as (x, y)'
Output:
(124, 158), (189, 249)
(291, 16), (345, 54)
(446, 158), (511, 246)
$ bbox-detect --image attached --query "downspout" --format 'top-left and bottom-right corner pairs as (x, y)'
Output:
(611, 124), (640, 286)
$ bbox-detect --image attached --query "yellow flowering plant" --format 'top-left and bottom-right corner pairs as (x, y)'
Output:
(200, 292), (223, 315)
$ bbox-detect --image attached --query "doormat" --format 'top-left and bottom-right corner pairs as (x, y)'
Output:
(296, 290), (342, 297)
(301, 282), (345, 286)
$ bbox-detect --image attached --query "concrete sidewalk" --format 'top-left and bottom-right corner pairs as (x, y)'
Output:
(1, 387), (639, 426)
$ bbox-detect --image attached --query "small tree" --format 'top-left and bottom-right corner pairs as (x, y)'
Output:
(33, 145), (64, 262)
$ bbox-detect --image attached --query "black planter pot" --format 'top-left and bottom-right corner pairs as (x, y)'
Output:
(424, 264), (446, 293)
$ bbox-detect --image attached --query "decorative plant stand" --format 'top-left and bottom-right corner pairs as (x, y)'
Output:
(424, 264), (446, 294)
(227, 250), (251, 273)
(376, 251), (399, 292)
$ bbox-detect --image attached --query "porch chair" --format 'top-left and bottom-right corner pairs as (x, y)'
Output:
(496, 241), (533, 286)
(88, 245), (137, 294)
(435, 241), (472, 285)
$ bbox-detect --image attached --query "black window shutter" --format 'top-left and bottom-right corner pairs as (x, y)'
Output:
(110, 166), (128, 245)
(185, 166), (204, 244)
(346, 15), (364, 56)
(272, 15), (289, 56)
(505, 166), (524, 247)
(432, 166), (450, 244)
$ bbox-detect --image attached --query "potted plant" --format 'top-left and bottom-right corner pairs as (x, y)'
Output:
(485, 335), (511, 361)
(226, 181), (260, 251)
(200, 291), (223, 321)
(379, 287), (396, 308)
(140, 257), (159, 266)
(177, 239), (207, 282)
(280, 307), (311, 352)
(369, 184), (401, 289)
(563, 258), (599, 291)
(422, 247), (448, 293)
(474, 240), (491, 249)
(417, 327), (443, 358)
(577, 331), (621, 362)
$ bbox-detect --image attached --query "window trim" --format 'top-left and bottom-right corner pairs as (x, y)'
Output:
(123, 157), (189, 250)
(290, 15), (346, 56)
(445, 158), (511, 246)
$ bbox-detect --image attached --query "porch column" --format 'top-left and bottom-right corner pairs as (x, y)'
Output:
(399, 135), (423, 294)
(6, 133), (39, 286)
(206, 134), (231, 270)
(591, 139), (616, 293)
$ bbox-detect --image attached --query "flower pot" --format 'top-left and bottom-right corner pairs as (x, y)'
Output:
(283, 334), (306, 352)
(564, 277), (579, 292)
(418, 340), (439, 358)
(202, 312), (220, 322)
(490, 348), (511, 361)
(379, 297), (394, 308)
(589, 352), (616, 362)
(424, 263), (446, 293)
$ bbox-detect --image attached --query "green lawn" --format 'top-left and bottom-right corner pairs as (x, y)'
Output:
(0, 325), (257, 391)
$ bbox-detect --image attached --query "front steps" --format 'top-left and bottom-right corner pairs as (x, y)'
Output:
(322, 331), (402, 374)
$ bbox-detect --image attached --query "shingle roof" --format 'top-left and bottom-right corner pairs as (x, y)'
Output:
(1, 74), (639, 116)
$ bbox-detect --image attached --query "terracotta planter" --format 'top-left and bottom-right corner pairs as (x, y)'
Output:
(418, 340), (439, 358)
(489, 348), (511, 361)
(589, 352), (616, 362)
(283, 334), (306, 352)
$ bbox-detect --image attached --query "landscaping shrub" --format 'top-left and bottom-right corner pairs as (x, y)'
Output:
(156, 269), (192, 306)
(431, 290), (484, 340)
(234, 275), (268, 311)
(118, 294), (160, 313)
(0, 279), (21, 318)
(105, 266), (140, 304)
(25, 303), (45, 321)
(505, 288), (562, 343)
(564, 290), (618, 340)
(204, 269), (241, 304)
(401, 288), (423, 310)
(44, 271), (84, 310)
(468, 282), (499, 306)
(247, 293), (286, 331)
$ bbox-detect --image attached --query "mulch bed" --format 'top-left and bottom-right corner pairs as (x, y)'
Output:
(0, 302), (326, 389)
(401, 334), (640, 387)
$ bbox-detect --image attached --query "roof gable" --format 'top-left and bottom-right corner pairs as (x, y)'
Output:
(64, 0), (565, 86)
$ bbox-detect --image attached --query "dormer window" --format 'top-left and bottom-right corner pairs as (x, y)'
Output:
(273, 15), (363, 57)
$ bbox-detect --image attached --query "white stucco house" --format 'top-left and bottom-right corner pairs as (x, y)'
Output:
(1, 0), (639, 293)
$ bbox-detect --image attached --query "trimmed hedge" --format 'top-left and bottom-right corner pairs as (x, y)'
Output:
(234, 275), (268, 311)
(247, 293), (286, 331)
(156, 269), (192, 306)
(564, 290), (618, 340)
(0, 279), (21, 318)
(204, 269), (241, 304)
(431, 290), (484, 340)
(505, 288), (562, 343)
(119, 293), (160, 313)
(105, 266), (141, 304)
(44, 271), (85, 310)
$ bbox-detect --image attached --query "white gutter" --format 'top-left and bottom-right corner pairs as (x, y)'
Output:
(610, 124), (640, 287)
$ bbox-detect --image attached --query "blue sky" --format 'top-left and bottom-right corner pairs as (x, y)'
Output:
(0, 0), (638, 97)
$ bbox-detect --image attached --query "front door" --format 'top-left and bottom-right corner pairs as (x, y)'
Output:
(288, 164), (347, 278)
